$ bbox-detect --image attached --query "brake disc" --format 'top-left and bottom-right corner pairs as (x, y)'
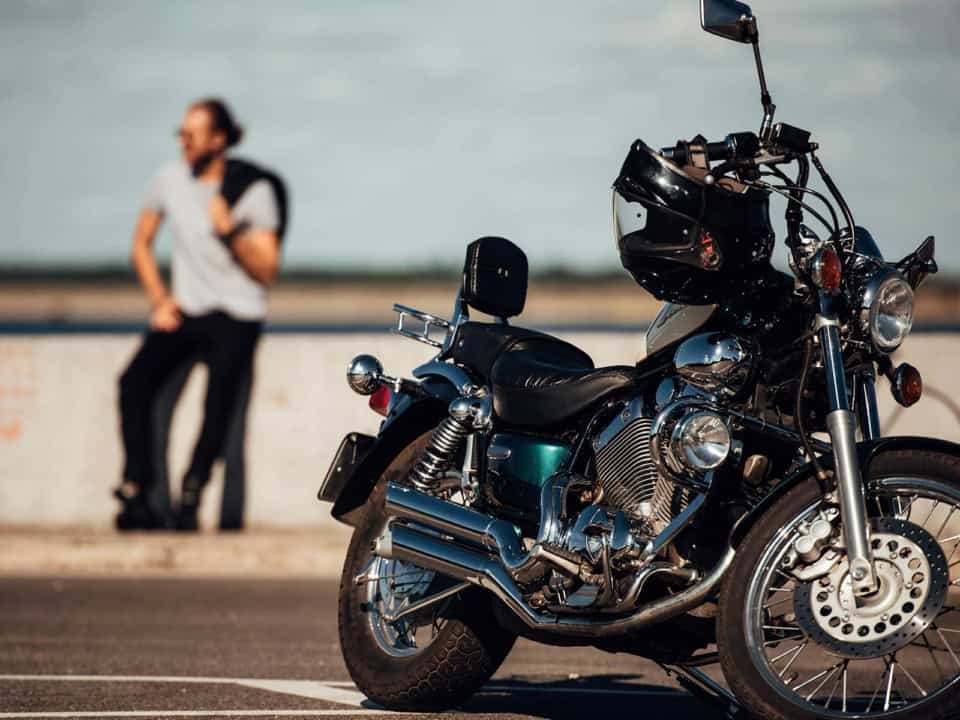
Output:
(793, 517), (949, 659)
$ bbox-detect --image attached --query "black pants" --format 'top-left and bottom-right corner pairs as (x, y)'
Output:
(119, 311), (262, 493)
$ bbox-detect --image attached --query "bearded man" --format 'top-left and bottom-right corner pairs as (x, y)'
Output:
(115, 98), (288, 531)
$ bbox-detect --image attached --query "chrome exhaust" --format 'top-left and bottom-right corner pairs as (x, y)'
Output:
(378, 483), (735, 638)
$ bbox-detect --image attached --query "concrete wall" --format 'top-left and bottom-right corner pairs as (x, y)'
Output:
(0, 332), (957, 529)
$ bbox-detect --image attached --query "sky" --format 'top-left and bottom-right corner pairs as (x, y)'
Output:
(1, 0), (958, 273)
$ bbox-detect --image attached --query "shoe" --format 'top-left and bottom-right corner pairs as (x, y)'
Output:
(113, 488), (167, 531)
(174, 504), (199, 532)
(174, 474), (203, 532)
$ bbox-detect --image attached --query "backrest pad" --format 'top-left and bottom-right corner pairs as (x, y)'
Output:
(461, 236), (528, 318)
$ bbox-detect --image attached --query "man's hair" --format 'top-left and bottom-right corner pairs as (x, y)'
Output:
(191, 97), (244, 148)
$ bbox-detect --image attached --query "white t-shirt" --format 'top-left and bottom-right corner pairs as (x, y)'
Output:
(144, 161), (279, 321)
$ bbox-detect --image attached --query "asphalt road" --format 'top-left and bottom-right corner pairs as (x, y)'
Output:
(0, 577), (718, 720)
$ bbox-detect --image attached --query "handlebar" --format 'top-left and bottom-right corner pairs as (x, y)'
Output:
(661, 131), (760, 165)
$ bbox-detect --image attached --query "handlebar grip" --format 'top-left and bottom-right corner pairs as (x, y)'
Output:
(705, 141), (732, 161)
(661, 132), (759, 164)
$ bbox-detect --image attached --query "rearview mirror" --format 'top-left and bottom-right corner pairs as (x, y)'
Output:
(700, 0), (755, 43)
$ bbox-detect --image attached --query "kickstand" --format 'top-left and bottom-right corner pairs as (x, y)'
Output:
(658, 660), (750, 719)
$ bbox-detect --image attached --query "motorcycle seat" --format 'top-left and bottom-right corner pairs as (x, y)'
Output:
(490, 337), (636, 427)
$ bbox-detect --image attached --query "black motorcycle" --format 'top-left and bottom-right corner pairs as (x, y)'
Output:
(319, 2), (956, 717)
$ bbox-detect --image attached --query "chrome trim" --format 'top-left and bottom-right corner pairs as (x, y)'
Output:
(673, 332), (754, 397)
(379, 480), (732, 637)
(392, 304), (452, 349)
(380, 581), (471, 624)
(346, 354), (384, 396)
(668, 412), (731, 472)
(593, 396), (647, 454)
(826, 409), (876, 594)
(820, 318), (876, 594)
(412, 361), (475, 395)
(643, 492), (707, 561)
(379, 520), (736, 638)
(861, 272), (914, 353)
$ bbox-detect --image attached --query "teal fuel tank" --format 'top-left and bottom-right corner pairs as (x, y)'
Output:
(486, 433), (572, 514)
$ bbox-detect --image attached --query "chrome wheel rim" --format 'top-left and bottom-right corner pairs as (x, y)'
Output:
(744, 477), (960, 717)
(364, 554), (447, 658)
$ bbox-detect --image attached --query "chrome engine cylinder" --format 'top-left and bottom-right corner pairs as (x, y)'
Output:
(594, 415), (658, 519)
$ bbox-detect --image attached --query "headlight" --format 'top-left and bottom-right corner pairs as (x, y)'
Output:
(668, 411), (731, 473)
(862, 274), (914, 352)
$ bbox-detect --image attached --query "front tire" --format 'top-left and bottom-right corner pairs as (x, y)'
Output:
(718, 449), (960, 719)
(337, 432), (516, 711)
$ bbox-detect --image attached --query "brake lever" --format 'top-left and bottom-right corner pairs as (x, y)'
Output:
(705, 158), (754, 185)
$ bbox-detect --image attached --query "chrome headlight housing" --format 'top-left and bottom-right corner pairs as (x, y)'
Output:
(666, 411), (731, 473)
(860, 273), (915, 353)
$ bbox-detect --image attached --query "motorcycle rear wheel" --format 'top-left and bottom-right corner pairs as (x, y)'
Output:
(337, 431), (516, 711)
(718, 449), (960, 719)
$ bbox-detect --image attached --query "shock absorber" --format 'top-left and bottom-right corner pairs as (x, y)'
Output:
(408, 388), (492, 493)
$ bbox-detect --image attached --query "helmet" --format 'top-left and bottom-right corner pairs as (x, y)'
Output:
(613, 140), (775, 304)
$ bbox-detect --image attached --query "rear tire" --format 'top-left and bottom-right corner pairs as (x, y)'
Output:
(337, 432), (516, 711)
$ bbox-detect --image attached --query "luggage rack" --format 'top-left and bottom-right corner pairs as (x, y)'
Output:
(392, 304), (452, 349)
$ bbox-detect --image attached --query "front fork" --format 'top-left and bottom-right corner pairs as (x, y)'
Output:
(818, 312), (879, 596)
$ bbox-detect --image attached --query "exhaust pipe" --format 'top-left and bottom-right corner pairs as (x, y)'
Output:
(379, 483), (735, 638)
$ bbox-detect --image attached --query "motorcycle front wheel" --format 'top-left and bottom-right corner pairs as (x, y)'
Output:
(337, 431), (516, 711)
(718, 448), (960, 719)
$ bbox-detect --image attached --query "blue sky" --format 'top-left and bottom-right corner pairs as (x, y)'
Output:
(1, 1), (958, 272)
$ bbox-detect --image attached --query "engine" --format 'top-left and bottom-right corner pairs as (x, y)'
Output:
(524, 389), (734, 614)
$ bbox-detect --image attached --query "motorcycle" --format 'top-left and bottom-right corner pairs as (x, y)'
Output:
(318, 2), (957, 718)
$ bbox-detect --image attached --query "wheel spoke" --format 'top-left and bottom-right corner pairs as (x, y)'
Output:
(935, 625), (960, 669)
(936, 506), (958, 540)
(842, 664), (848, 713)
(822, 660), (846, 709)
(762, 595), (792, 610)
(763, 634), (802, 647)
(897, 655), (928, 698)
(884, 660), (897, 712)
(792, 661), (838, 693)
(803, 661), (842, 702)
(775, 642), (807, 677)
(920, 499), (941, 530)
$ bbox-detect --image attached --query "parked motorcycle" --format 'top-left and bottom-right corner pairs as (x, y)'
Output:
(319, 2), (956, 717)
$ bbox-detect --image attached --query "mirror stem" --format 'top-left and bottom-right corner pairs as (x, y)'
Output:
(751, 36), (775, 141)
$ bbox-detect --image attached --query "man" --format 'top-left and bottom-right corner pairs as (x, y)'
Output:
(115, 98), (287, 531)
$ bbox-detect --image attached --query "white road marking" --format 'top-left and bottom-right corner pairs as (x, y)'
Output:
(0, 712), (391, 718)
(235, 679), (369, 706)
(0, 672), (685, 717)
(0, 675), (379, 712)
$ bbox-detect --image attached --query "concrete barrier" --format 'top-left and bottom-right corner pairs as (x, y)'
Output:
(0, 332), (957, 529)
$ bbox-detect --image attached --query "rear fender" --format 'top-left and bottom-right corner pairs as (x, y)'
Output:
(729, 436), (960, 547)
(330, 381), (456, 526)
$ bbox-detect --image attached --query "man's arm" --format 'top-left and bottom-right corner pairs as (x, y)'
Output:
(209, 191), (281, 286)
(130, 208), (181, 331)
(231, 228), (281, 285)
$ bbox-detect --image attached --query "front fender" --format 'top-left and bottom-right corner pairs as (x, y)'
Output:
(730, 436), (960, 547)
(330, 391), (451, 527)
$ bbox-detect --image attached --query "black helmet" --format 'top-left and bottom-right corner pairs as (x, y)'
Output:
(613, 139), (775, 304)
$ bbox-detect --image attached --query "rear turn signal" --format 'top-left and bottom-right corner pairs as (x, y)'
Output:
(812, 247), (842, 293)
(369, 384), (393, 416)
(890, 363), (922, 407)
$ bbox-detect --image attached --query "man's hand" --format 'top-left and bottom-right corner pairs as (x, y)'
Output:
(151, 297), (182, 332)
(209, 194), (235, 237)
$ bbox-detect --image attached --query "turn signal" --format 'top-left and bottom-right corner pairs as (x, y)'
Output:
(811, 247), (842, 293)
(369, 384), (393, 416)
(890, 363), (922, 407)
